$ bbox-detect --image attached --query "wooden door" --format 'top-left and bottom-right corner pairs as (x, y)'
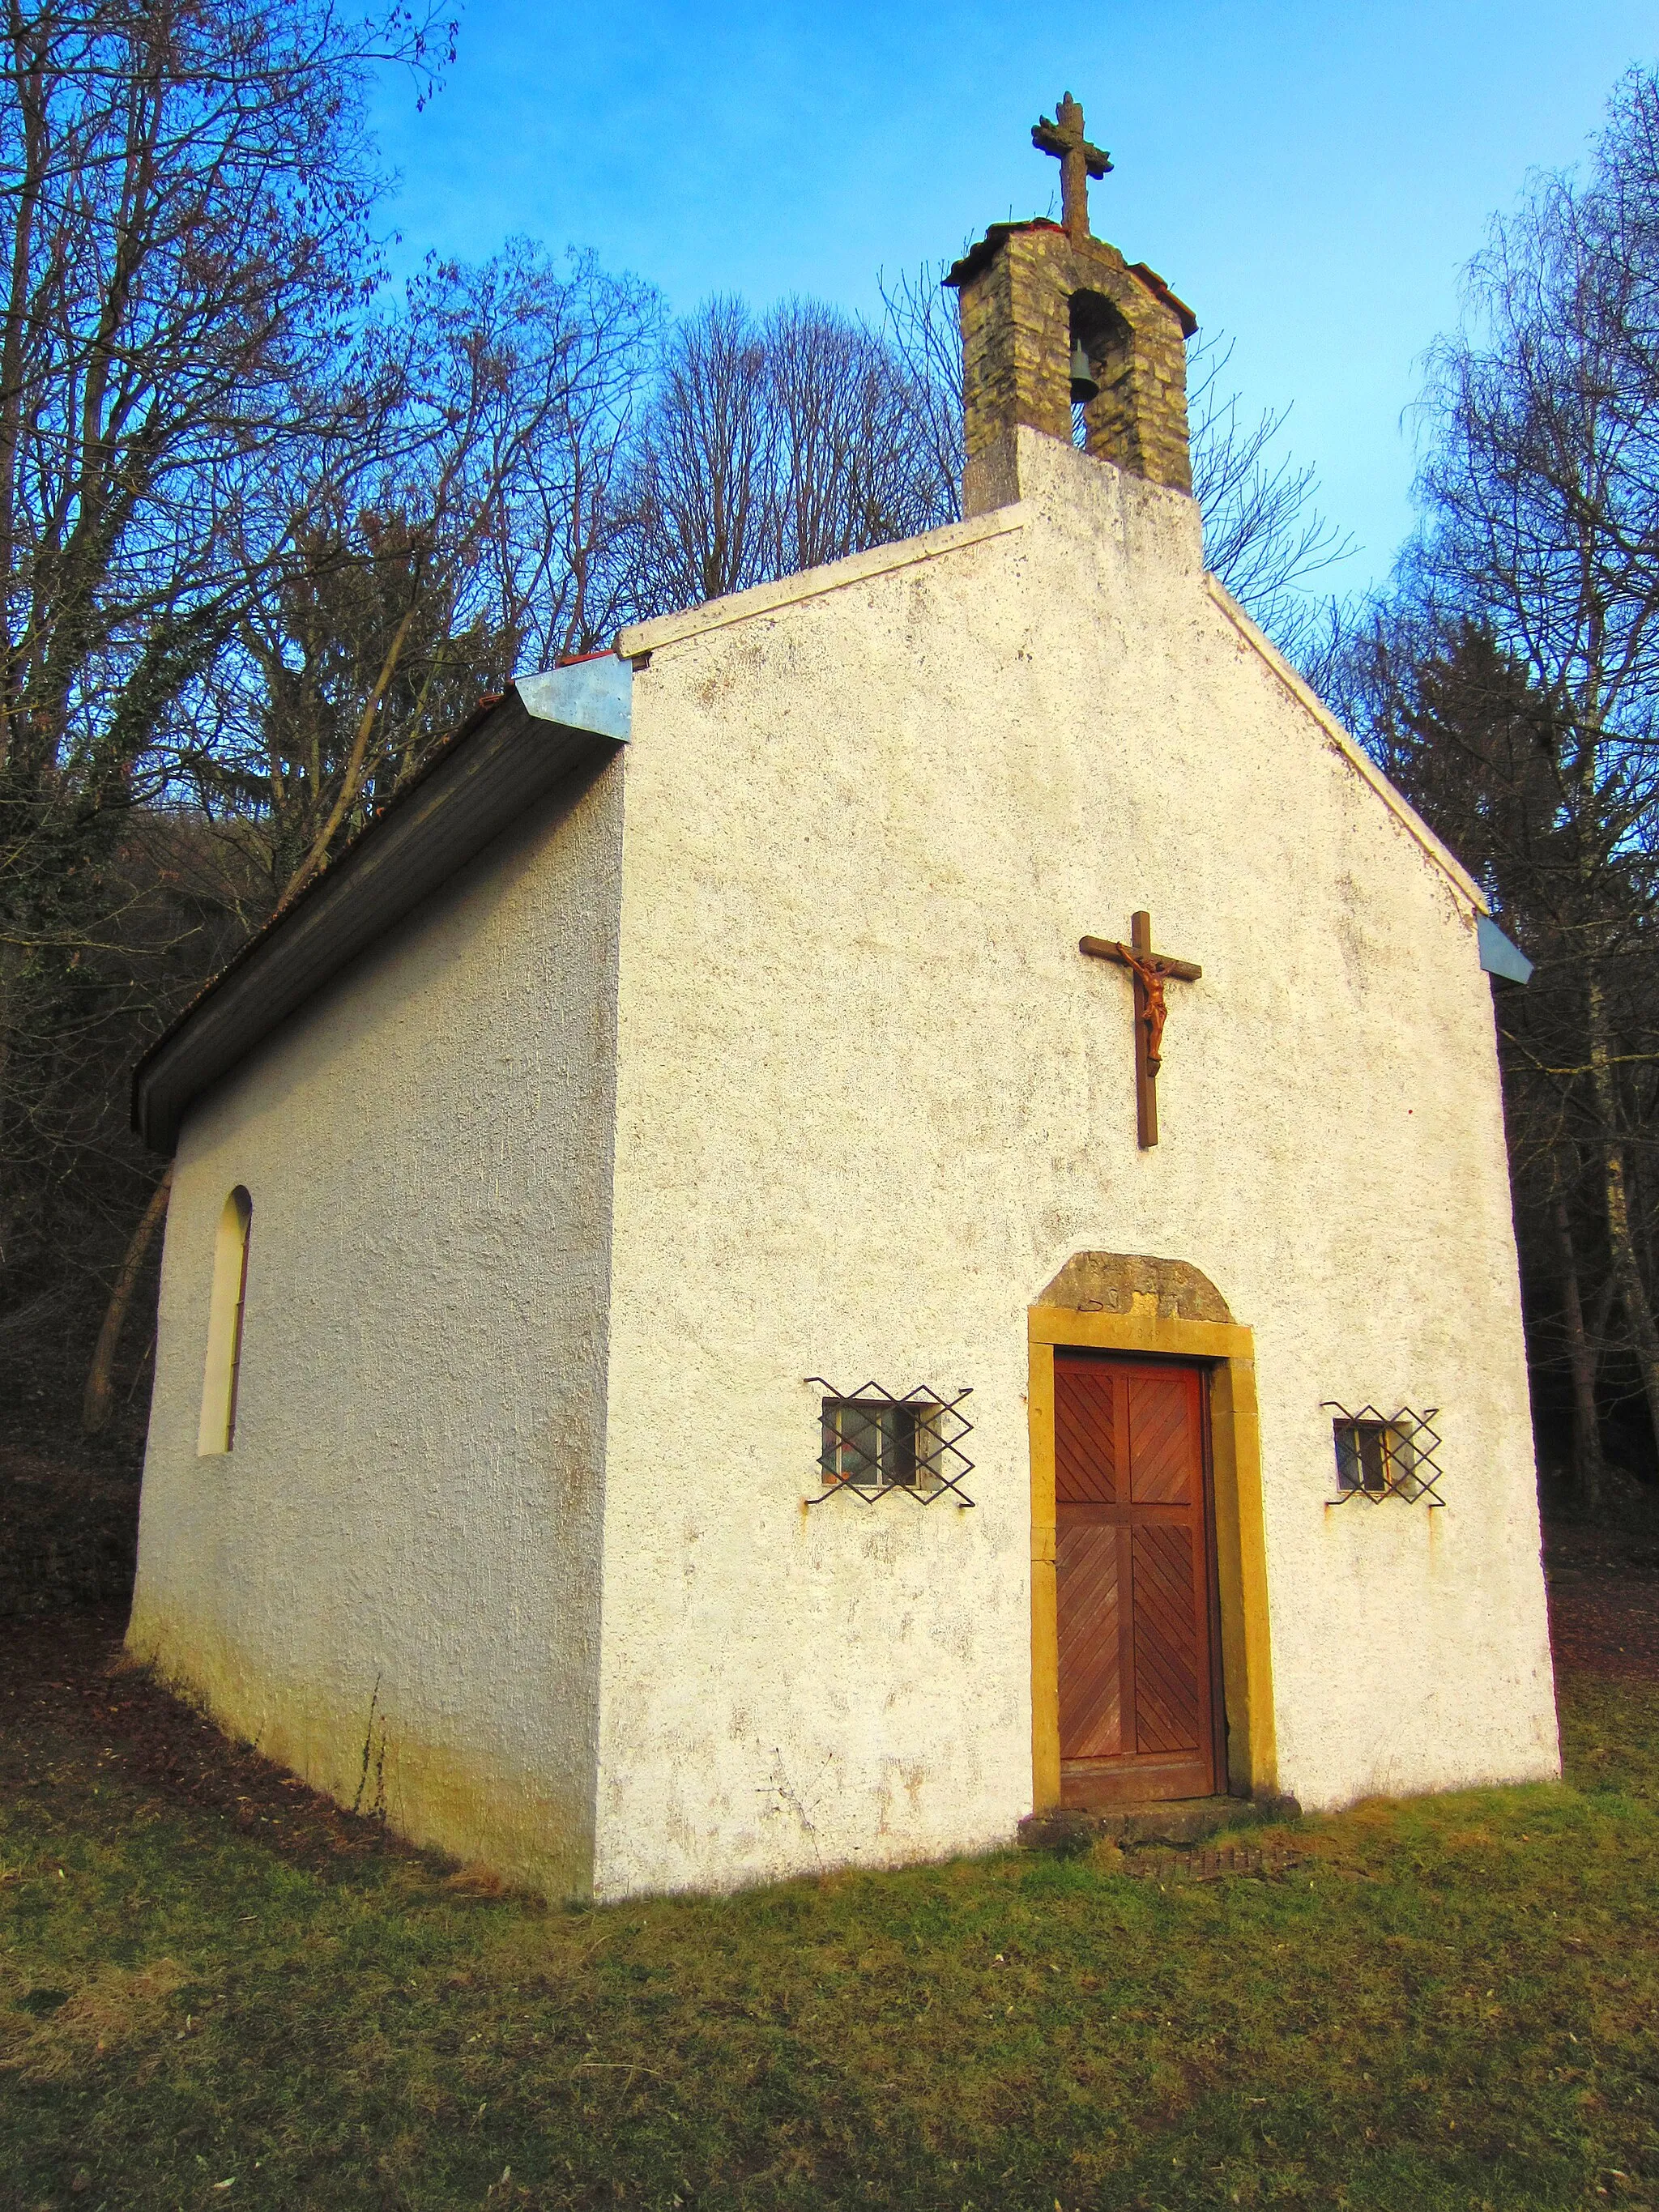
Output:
(1054, 1353), (1223, 1807)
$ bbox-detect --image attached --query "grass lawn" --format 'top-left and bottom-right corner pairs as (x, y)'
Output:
(2, 1637), (1657, 2210)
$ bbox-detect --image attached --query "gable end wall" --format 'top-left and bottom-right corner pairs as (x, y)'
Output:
(591, 429), (1556, 1899)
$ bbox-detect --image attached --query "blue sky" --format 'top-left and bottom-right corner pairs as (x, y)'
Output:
(372, 0), (1656, 595)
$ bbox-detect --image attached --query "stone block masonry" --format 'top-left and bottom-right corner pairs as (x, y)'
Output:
(949, 222), (1195, 513)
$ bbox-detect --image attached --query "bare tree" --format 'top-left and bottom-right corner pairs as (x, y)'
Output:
(0, 0), (447, 785)
(769, 300), (953, 572)
(183, 245), (661, 909)
(878, 262), (966, 529)
(1372, 64), (1659, 1481)
(624, 297), (777, 613)
(0, 0), (444, 1435)
(624, 295), (954, 621)
(1186, 333), (1355, 663)
(394, 245), (660, 682)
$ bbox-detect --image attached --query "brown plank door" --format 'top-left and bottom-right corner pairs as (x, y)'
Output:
(1054, 1353), (1224, 1808)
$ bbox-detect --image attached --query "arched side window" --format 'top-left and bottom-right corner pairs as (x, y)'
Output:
(198, 1187), (253, 1455)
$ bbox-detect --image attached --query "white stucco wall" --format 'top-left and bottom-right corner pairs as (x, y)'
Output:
(592, 428), (1557, 1899)
(130, 765), (624, 1897)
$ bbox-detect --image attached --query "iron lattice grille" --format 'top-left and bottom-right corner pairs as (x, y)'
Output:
(1322, 1403), (1446, 1507)
(807, 1380), (975, 1507)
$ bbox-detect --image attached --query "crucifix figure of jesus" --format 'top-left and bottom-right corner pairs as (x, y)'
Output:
(1080, 912), (1202, 1149)
(1031, 92), (1112, 245)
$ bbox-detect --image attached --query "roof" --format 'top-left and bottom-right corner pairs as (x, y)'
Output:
(944, 217), (1068, 288)
(944, 220), (1198, 339)
(1127, 260), (1199, 340)
(131, 655), (633, 1157)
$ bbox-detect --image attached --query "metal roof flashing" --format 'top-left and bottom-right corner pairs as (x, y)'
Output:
(1477, 915), (1534, 987)
(517, 654), (632, 739)
(131, 659), (632, 1156)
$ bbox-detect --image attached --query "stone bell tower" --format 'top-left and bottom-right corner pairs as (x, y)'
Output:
(946, 95), (1196, 517)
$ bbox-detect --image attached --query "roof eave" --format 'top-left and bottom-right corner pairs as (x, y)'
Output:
(130, 657), (632, 1157)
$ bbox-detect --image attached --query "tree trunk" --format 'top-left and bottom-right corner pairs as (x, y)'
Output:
(1602, 1142), (1659, 1458)
(81, 1165), (172, 1436)
(1588, 976), (1659, 1464)
(1550, 1174), (1603, 1511)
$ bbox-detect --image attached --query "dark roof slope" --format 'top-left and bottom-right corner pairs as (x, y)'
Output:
(131, 656), (633, 1156)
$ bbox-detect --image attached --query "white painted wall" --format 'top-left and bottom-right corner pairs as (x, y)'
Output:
(592, 428), (1556, 1899)
(130, 765), (624, 1897)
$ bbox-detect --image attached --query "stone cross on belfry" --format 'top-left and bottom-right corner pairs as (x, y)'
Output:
(1032, 93), (1112, 245)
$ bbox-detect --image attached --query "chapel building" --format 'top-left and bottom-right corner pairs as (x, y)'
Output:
(126, 100), (1559, 1899)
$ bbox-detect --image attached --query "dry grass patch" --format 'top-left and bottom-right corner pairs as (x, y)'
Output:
(1, 1954), (187, 2083)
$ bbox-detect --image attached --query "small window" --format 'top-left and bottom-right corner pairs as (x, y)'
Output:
(808, 1381), (977, 1506)
(1334, 1418), (1398, 1495)
(822, 1398), (930, 1490)
(1327, 1405), (1444, 1506)
(198, 1187), (253, 1456)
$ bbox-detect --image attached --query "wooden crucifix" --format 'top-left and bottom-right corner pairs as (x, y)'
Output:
(1031, 92), (1112, 245)
(1080, 912), (1202, 1149)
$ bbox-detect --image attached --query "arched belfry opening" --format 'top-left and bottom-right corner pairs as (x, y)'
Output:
(1068, 288), (1133, 456)
(945, 93), (1197, 514)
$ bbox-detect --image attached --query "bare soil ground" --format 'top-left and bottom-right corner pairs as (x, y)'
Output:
(1542, 1518), (1659, 1681)
(0, 1609), (420, 1879)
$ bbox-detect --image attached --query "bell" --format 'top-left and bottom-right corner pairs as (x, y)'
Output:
(1069, 337), (1099, 405)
